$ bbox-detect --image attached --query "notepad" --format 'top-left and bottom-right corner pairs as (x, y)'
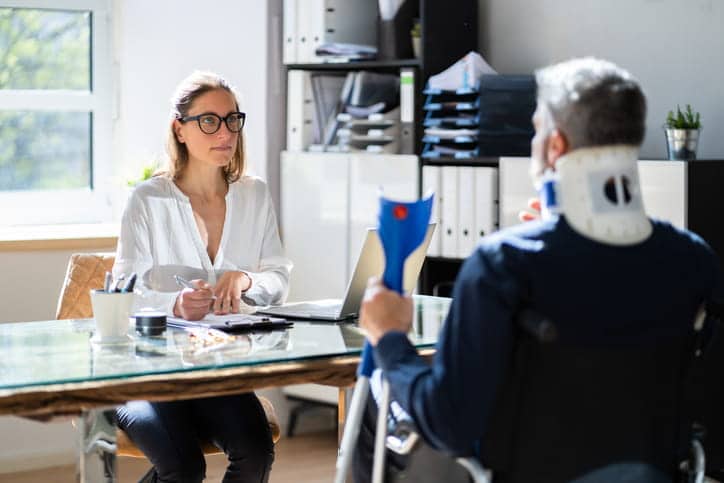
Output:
(168, 313), (292, 332)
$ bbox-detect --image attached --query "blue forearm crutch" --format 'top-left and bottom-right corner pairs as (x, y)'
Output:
(335, 194), (433, 483)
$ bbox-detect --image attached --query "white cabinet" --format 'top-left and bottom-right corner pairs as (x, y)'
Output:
(637, 161), (686, 229)
(499, 157), (536, 229)
(281, 151), (418, 302)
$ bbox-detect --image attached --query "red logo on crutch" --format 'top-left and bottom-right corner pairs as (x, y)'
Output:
(392, 204), (408, 220)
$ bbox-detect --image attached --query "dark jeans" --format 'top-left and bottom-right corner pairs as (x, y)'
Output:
(117, 393), (274, 483)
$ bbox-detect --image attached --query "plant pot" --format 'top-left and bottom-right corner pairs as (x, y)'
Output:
(412, 37), (421, 59)
(664, 128), (701, 160)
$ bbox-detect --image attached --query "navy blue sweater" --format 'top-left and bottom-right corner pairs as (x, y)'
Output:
(374, 217), (722, 455)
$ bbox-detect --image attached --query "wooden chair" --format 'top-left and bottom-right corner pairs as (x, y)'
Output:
(56, 252), (281, 459)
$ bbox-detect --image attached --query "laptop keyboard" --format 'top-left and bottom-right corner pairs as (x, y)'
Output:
(270, 302), (342, 318)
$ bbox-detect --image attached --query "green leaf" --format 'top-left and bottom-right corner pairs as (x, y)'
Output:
(665, 103), (701, 129)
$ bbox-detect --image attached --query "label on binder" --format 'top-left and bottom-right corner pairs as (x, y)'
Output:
(400, 69), (415, 123)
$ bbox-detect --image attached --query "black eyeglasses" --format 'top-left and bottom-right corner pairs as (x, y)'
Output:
(178, 111), (246, 134)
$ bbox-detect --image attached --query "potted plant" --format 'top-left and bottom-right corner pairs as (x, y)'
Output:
(664, 104), (702, 160)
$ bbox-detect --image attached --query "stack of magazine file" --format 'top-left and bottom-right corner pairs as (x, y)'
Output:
(335, 107), (400, 153)
(308, 71), (400, 153)
(421, 84), (481, 160)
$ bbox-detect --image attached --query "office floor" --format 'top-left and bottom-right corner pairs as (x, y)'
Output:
(0, 430), (337, 483)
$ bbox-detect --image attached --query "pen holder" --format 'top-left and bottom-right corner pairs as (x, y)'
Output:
(90, 290), (135, 344)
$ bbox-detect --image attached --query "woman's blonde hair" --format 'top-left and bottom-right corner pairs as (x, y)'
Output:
(164, 71), (245, 183)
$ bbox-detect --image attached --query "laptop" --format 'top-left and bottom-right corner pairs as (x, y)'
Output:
(257, 224), (436, 321)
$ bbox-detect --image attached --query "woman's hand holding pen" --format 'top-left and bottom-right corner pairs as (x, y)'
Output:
(174, 279), (215, 321)
(212, 271), (251, 315)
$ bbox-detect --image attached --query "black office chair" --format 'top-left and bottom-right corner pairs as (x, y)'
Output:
(380, 310), (707, 483)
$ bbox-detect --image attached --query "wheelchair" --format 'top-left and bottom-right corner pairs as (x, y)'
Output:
(369, 309), (718, 483)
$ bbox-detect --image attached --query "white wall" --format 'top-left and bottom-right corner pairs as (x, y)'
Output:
(478, 0), (724, 160)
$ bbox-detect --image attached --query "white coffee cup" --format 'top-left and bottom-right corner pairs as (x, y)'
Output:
(89, 290), (135, 344)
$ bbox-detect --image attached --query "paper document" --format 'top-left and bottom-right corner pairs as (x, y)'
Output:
(345, 102), (387, 117)
(424, 127), (480, 139)
(316, 42), (377, 59)
(428, 51), (497, 92)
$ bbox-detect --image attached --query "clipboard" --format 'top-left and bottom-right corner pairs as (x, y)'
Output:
(168, 313), (293, 332)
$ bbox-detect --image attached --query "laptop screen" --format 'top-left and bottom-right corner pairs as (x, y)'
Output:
(339, 223), (436, 316)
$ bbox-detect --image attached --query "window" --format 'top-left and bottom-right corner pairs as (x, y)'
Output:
(0, 0), (111, 225)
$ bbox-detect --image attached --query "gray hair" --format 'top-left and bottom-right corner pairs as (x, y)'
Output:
(534, 57), (646, 149)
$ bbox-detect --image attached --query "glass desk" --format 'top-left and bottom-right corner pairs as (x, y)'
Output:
(0, 295), (450, 482)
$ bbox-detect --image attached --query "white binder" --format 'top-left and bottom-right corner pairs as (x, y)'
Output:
(282, 0), (298, 64)
(474, 167), (499, 241)
(286, 70), (314, 151)
(457, 166), (476, 258)
(284, 0), (378, 64)
(441, 166), (459, 259)
(300, 0), (325, 63)
(422, 165), (442, 257)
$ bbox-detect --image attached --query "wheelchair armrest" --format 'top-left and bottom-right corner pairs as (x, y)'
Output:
(681, 425), (706, 483)
(386, 421), (420, 455)
(692, 438), (705, 483)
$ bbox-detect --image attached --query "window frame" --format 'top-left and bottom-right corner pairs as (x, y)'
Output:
(0, 0), (113, 226)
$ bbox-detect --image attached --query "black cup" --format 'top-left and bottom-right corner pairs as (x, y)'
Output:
(134, 312), (167, 337)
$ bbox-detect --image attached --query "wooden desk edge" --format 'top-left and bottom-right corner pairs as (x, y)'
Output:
(0, 348), (435, 418)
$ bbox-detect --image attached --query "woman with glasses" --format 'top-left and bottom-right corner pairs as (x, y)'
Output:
(113, 71), (291, 482)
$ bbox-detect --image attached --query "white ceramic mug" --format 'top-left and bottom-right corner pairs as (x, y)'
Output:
(89, 290), (135, 343)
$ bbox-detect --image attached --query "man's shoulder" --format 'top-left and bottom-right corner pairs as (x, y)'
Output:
(650, 218), (714, 253)
(460, 219), (559, 280)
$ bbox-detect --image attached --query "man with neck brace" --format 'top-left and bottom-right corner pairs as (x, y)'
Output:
(353, 57), (723, 481)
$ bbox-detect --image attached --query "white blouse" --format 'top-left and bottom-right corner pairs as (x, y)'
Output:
(113, 175), (292, 315)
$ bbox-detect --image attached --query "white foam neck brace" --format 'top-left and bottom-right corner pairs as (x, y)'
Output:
(542, 145), (652, 246)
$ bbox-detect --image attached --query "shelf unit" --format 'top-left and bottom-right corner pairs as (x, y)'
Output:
(281, 0), (479, 297)
(283, 0), (478, 153)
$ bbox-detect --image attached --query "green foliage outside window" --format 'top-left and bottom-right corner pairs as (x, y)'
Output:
(0, 7), (92, 191)
(0, 8), (89, 90)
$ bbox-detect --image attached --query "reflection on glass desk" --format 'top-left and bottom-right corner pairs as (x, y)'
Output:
(0, 295), (451, 392)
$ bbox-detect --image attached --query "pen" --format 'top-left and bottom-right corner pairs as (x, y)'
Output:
(175, 275), (217, 300)
(122, 272), (137, 293)
(110, 274), (125, 293)
(174, 275), (195, 290)
(104, 272), (112, 292)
